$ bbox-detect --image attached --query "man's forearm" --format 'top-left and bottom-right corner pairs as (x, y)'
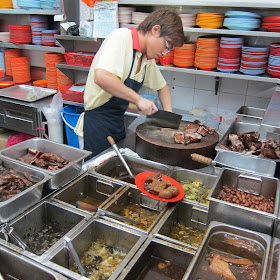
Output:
(158, 84), (172, 112)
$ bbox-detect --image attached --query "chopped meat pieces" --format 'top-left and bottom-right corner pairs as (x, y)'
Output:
(224, 237), (257, 252)
(185, 132), (202, 143)
(174, 132), (186, 145)
(185, 123), (199, 134)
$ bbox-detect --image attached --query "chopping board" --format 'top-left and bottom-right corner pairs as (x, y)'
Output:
(135, 120), (219, 169)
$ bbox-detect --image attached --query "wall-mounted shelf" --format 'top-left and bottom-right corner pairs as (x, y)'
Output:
(0, 42), (64, 52)
(0, 9), (60, 15)
(55, 35), (99, 42)
(56, 62), (90, 71)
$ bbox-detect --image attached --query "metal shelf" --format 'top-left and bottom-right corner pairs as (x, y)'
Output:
(55, 35), (99, 42)
(118, 0), (280, 8)
(0, 42), (64, 52)
(56, 62), (90, 71)
(0, 9), (60, 15)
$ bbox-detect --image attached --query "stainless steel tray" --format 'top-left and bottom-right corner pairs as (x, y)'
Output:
(0, 85), (57, 102)
(236, 106), (266, 124)
(0, 138), (92, 189)
(183, 221), (271, 280)
(215, 121), (280, 163)
(0, 156), (50, 223)
(266, 238), (280, 280)
(208, 168), (279, 235)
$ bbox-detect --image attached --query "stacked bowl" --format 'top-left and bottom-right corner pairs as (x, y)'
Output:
(195, 37), (220, 70)
(132, 12), (149, 25)
(4, 49), (21, 76)
(30, 15), (48, 45)
(42, 30), (59, 46)
(262, 16), (280, 32)
(11, 57), (31, 83)
(17, 0), (40, 9)
(160, 50), (174, 66)
(217, 37), (243, 73)
(240, 46), (269, 75)
(57, 69), (74, 90)
(196, 13), (224, 29)
(224, 11), (261, 31)
(180, 14), (196, 28)
(118, 7), (135, 24)
(33, 80), (48, 88)
(0, 0), (13, 9)
(173, 43), (196, 68)
(9, 25), (32, 44)
(40, 0), (60, 9)
(267, 43), (280, 78)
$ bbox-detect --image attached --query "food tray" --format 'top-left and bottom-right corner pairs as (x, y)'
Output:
(60, 84), (84, 103)
(0, 138), (92, 189)
(0, 85), (57, 102)
(0, 156), (50, 223)
(63, 51), (95, 67)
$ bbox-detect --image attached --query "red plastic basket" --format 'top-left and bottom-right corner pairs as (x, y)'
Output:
(63, 52), (95, 67)
(60, 84), (85, 103)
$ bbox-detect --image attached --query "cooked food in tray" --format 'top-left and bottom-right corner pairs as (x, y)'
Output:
(70, 239), (126, 279)
(225, 131), (280, 159)
(144, 172), (179, 199)
(182, 180), (210, 204)
(0, 160), (38, 202)
(193, 233), (263, 280)
(218, 184), (275, 213)
(18, 148), (70, 170)
(174, 120), (216, 145)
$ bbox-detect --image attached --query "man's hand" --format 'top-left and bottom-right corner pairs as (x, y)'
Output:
(135, 97), (158, 115)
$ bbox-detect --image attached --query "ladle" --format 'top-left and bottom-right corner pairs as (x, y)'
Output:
(64, 236), (87, 277)
(107, 136), (134, 177)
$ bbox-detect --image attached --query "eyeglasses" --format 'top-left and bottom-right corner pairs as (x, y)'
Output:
(164, 39), (173, 55)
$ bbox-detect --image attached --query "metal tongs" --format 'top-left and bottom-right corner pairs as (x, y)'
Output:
(1, 223), (32, 252)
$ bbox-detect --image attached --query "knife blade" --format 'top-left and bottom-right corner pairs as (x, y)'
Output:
(146, 110), (182, 129)
(97, 209), (138, 225)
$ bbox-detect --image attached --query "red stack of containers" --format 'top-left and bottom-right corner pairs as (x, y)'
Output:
(11, 57), (31, 83)
(57, 69), (74, 90)
(173, 43), (196, 68)
(44, 53), (65, 90)
(4, 49), (22, 76)
(9, 25), (32, 44)
(267, 44), (280, 78)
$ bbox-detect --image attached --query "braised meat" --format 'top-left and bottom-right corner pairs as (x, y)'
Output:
(174, 132), (186, 145)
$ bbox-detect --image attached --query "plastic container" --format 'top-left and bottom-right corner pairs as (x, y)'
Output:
(60, 84), (84, 103)
(61, 105), (84, 148)
(63, 52), (95, 67)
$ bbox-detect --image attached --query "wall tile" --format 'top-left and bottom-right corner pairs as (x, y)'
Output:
(218, 92), (246, 113)
(246, 81), (277, 98)
(193, 89), (218, 115)
(245, 96), (271, 109)
(195, 75), (216, 90)
(171, 72), (195, 88)
(220, 77), (248, 95)
(171, 85), (194, 111)
(160, 70), (172, 85)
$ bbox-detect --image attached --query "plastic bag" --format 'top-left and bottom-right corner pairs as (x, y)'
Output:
(42, 92), (64, 143)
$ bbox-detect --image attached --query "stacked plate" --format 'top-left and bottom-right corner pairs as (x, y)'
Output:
(9, 25), (32, 44)
(240, 46), (269, 75)
(173, 43), (196, 68)
(0, 0), (13, 8)
(17, 0), (40, 9)
(118, 7), (135, 24)
(160, 50), (174, 66)
(132, 12), (149, 25)
(40, 0), (60, 9)
(196, 13), (224, 29)
(224, 11), (261, 31)
(267, 43), (280, 78)
(180, 14), (196, 28)
(194, 37), (220, 70)
(44, 53), (64, 89)
(262, 16), (280, 32)
(42, 30), (59, 46)
(217, 37), (243, 73)
(4, 49), (21, 76)
(11, 57), (31, 83)
(57, 69), (74, 90)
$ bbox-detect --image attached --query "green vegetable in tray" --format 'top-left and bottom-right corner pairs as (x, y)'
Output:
(182, 181), (210, 204)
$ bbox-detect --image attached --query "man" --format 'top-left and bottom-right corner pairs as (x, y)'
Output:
(75, 8), (184, 156)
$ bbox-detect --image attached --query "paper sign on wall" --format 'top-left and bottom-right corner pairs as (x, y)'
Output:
(92, 1), (118, 38)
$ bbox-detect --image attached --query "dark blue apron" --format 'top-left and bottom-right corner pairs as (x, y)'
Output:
(84, 49), (146, 157)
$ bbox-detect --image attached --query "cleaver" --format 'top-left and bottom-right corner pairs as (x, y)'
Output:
(146, 110), (182, 129)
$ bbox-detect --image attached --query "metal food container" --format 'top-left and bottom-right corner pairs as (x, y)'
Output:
(0, 244), (67, 280)
(0, 200), (88, 262)
(169, 168), (217, 209)
(214, 150), (276, 177)
(0, 156), (50, 223)
(236, 106), (266, 124)
(117, 237), (195, 280)
(94, 155), (174, 185)
(101, 187), (168, 234)
(215, 121), (280, 163)
(266, 238), (280, 280)
(0, 138), (92, 189)
(208, 168), (279, 235)
(151, 202), (207, 251)
(51, 172), (125, 215)
(43, 218), (146, 280)
(183, 221), (271, 280)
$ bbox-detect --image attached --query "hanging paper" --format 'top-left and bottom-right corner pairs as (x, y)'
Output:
(93, 1), (118, 38)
